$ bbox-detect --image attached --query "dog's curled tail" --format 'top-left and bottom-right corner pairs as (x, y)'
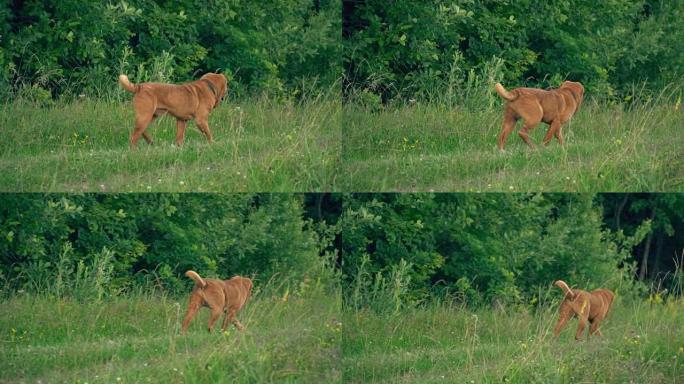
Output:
(118, 74), (139, 93)
(494, 83), (517, 101)
(554, 280), (576, 300)
(185, 270), (207, 288)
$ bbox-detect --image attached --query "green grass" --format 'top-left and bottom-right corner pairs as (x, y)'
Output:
(343, 299), (684, 383)
(341, 101), (684, 191)
(0, 292), (341, 383)
(0, 97), (340, 192)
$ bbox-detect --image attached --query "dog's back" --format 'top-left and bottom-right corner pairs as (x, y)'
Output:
(590, 288), (615, 316)
(181, 272), (252, 333)
(222, 276), (253, 310)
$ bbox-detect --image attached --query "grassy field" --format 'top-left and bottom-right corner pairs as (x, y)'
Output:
(0, 291), (340, 383)
(343, 299), (684, 383)
(341, 100), (684, 191)
(0, 96), (340, 192)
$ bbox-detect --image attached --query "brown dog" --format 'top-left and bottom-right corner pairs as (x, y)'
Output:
(552, 280), (614, 340)
(181, 270), (252, 333)
(494, 81), (584, 150)
(118, 73), (228, 148)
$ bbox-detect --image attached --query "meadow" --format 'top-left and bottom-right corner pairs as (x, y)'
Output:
(343, 298), (684, 383)
(341, 98), (684, 192)
(0, 95), (340, 192)
(0, 290), (340, 383)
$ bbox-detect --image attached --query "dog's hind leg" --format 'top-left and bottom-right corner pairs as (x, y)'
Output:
(142, 132), (153, 145)
(130, 112), (154, 149)
(553, 303), (573, 338)
(498, 112), (517, 151)
(141, 115), (157, 145)
(518, 120), (540, 149)
(181, 294), (203, 333)
(221, 310), (231, 331)
(575, 315), (589, 340)
(207, 306), (223, 332)
(223, 307), (245, 331)
(589, 316), (605, 337)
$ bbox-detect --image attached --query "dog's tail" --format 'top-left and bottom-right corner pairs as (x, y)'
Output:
(118, 74), (140, 93)
(554, 280), (577, 300)
(494, 83), (518, 101)
(185, 270), (207, 288)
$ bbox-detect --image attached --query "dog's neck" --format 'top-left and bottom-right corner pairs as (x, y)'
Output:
(562, 85), (580, 105)
(202, 79), (219, 100)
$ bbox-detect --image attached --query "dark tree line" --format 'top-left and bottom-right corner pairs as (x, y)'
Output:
(0, 193), (340, 295)
(343, 0), (684, 101)
(600, 194), (684, 283)
(340, 193), (684, 305)
(1, 193), (681, 302)
(0, 0), (341, 99)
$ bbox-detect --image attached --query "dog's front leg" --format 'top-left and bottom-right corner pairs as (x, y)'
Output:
(207, 306), (223, 332)
(543, 120), (561, 146)
(175, 120), (188, 146)
(195, 115), (213, 143)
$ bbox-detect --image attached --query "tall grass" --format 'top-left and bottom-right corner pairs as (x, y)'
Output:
(343, 297), (684, 383)
(0, 270), (341, 383)
(342, 250), (684, 383)
(347, 255), (415, 314)
(0, 86), (340, 192)
(341, 80), (684, 192)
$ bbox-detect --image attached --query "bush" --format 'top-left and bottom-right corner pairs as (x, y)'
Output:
(341, 194), (650, 308)
(0, 194), (336, 297)
(1, 0), (341, 100)
(344, 0), (684, 102)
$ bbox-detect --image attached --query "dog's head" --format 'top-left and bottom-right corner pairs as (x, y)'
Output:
(201, 73), (229, 107)
(231, 275), (253, 296)
(560, 81), (584, 111)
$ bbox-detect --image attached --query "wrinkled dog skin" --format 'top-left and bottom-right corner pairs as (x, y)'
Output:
(552, 280), (614, 340)
(494, 81), (584, 150)
(181, 270), (252, 333)
(118, 73), (227, 148)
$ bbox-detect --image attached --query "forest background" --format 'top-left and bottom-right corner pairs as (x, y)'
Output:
(2, 193), (682, 305)
(343, 0), (684, 103)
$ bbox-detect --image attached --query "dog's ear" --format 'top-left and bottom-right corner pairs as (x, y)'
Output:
(562, 81), (584, 109)
(218, 74), (228, 98)
(201, 73), (228, 106)
(242, 277), (253, 293)
(205, 73), (228, 100)
(574, 83), (584, 110)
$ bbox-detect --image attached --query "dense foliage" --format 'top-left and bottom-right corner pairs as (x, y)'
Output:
(600, 194), (684, 283)
(0, 0), (341, 99)
(2, 193), (682, 306)
(0, 194), (339, 296)
(344, 0), (684, 102)
(340, 193), (684, 308)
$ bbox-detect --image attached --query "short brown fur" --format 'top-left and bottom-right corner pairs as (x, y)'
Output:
(118, 73), (228, 148)
(494, 81), (584, 150)
(552, 280), (614, 340)
(181, 270), (252, 333)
